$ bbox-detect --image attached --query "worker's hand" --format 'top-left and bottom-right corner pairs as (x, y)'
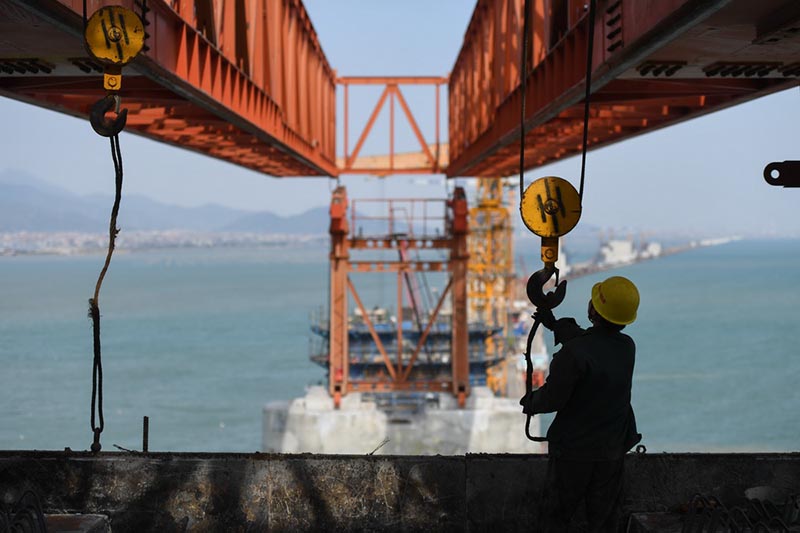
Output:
(519, 392), (533, 414)
(534, 307), (556, 330)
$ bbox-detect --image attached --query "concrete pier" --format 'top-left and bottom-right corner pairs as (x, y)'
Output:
(1, 452), (798, 531)
(262, 386), (544, 454)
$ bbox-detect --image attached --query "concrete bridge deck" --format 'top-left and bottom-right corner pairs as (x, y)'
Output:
(1, 451), (798, 531)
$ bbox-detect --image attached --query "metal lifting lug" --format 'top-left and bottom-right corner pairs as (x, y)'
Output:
(90, 94), (127, 137)
(764, 161), (800, 187)
(526, 267), (567, 310)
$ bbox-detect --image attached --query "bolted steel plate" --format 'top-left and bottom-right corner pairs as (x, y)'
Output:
(520, 176), (581, 237)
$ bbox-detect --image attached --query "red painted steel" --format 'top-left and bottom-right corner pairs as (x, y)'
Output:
(338, 76), (448, 175)
(328, 186), (350, 405)
(448, 187), (470, 406)
(0, 0), (336, 176)
(447, 0), (800, 178)
(325, 188), (471, 405)
(347, 276), (397, 381)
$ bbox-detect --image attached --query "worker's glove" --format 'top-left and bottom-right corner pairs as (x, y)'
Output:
(519, 392), (534, 414)
(533, 307), (556, 330)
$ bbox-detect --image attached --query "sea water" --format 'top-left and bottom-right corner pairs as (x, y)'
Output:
(0, 239), (798, 453)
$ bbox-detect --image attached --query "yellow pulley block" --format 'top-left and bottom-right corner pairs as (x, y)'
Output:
(520, 176), (581, 266)
(84, 6), (145, 91)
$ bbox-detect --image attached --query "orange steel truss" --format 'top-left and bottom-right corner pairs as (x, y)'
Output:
(447, 0), (800, 178)
(4, 1), (799, 179)
(0, 0), (337, 176)
(338, 76), (448, 176)
(327, 187), (470, 408)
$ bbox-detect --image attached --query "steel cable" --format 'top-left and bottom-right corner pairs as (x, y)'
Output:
(519, 0), (545, 443)
(0, 490), (47, 533)
(518, 1), (597, 443)
(524, 317), (547, 442)
(578, 0), (598, 202)
(88, 134), (124, 453)
(519, 0), (531, 200)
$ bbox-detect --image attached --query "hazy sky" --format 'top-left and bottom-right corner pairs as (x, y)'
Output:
(1, 0), (798, 237)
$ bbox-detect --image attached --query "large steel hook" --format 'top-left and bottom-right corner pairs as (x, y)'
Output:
(90, 94), (127, 137)
(526, 267), (567, 310)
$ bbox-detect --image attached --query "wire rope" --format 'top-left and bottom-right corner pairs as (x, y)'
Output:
(88, 134), (124, 453)
(519, 0), (598, 443)
(578, 0), (598, 202)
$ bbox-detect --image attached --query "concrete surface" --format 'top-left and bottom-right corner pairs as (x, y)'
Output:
(263, 386), (545, 454)
(0, 452), (798, 532)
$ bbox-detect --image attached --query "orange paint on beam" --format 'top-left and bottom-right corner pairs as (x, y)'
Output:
(1, 0), (337, 177)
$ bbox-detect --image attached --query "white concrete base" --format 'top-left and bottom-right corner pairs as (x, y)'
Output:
(262, 386), (546, 455)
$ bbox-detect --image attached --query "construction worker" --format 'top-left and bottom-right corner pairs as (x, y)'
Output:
(520, 275), (642, 533)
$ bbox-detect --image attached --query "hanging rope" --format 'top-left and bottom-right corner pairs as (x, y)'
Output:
(519, 0), (541, 443)
(519, 0), (531, 200)
(523, 316), (547, 442)
(88, 134), (124, 453)
(578, 0), (598, 202)
(519, 0), (598, 443)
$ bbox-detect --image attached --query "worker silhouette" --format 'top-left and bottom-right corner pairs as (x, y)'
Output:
(520, 276), (642, 533)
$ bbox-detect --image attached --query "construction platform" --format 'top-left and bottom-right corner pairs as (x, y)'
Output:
(262, 386), (540, 455)
(1, 451), (798, 531)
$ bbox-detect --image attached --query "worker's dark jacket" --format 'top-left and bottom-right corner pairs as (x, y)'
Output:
(522, 318), (641, 460)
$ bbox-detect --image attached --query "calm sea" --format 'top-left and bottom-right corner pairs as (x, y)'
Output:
(1, 239), (798, 453)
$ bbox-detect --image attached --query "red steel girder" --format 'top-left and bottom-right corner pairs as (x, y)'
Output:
(447, 0), (800, 178)
(325, 187), (471, 407)
(339, 76), (448, 176)
(0, 0), (337, 177)
(467, 77), (791, 177)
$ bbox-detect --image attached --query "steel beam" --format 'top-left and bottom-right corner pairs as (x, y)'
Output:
(447, 0), (800, 178)
(0, 0), (337, 177)
(324, 188), (471, 406)
(339, 76), (447, 175)
(449, 187), (470, 407)
(328, 187), (349, 407)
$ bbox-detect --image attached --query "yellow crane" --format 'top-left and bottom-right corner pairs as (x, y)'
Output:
(467, 178), (516, 396)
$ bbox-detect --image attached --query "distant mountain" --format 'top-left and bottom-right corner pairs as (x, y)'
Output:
(222, 206), (330, 234)
(0, 170), (102, 232)
(80, 193), (248, 232)
(0, 168), (328, 234)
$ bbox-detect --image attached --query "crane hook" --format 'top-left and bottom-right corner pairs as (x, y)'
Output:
(526, 266), (567, 310)
(90, 94), (127, 137)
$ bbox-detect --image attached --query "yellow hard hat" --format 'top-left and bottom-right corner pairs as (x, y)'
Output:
(591, 276), (640, 325)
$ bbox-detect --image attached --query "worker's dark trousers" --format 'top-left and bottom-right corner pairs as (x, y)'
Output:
(537, 456), (625, 533)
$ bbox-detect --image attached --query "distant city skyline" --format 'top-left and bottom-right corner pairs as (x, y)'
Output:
(1, 1), (799, 237)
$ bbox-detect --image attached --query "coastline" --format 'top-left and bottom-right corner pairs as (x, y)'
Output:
(0, 230), (327, 256)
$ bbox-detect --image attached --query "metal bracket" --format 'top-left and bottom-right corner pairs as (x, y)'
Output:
(764, 161), (800, 187)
